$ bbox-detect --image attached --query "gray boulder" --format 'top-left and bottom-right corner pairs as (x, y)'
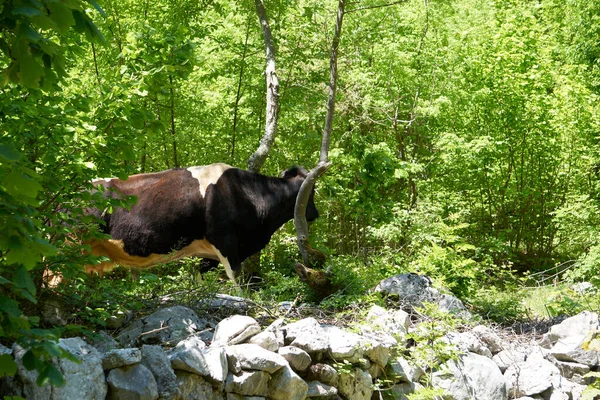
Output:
(107, 364), (159, 400)
(175, 371), (215, 400)
(504, 352), (560, 397)
(540, 311), (600, 366)
(432, 352), (507, 400)
(12, 338), (107, 400)
(102, 348), (142, 370)
(169, 343), (228, 390)
(224, 370), (270, 397)
(306, 381), (338, 398)
(212, 315), (262, 347)
(117, 306), (208, 348)
(141, 345), (179, 400)
(248, 319), (285, 352)
(338, 367), (372, 400)
(278, 346), (312, 372)
(306, 363), (339, 387)
(268, 364), (309, 400)
(364, 304), (410, 335)
(323, 325), (365, 363)
(225, 344), (287, 374)
(283, 318), (329, 355)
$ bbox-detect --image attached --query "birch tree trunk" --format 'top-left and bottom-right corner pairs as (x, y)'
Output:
(295, 0), (345, 267)
(244, 0), (280, 280)
(248, 0), (279, 173)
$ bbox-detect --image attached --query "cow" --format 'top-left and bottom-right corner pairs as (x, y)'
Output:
(85, 163), (319, 285)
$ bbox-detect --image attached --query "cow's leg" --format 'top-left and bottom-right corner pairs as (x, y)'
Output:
(210, 245), (239, 287)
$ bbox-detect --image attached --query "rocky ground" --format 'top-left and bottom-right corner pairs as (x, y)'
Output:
(1, 273), (598, 400)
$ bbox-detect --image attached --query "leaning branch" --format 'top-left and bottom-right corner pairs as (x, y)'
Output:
(295, 0), (345, 266)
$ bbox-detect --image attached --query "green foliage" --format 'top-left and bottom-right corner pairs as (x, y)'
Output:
(468, 287), (528, 323)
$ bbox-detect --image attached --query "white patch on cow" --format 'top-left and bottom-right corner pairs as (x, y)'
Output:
(210, 245), (238, 287)
(187, 163), (232, 197)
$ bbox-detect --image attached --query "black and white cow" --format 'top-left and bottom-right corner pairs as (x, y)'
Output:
(86, 163), (319, 284)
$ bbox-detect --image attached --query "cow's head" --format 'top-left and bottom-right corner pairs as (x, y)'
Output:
(282, 166), (319, 222)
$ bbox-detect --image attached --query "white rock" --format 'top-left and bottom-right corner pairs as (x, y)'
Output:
(472, 325), (505, 354)
(278, 346), (312, 372)
(492, 349), (527, 372)
(433, 352), (507, 400)
(283, 318), (329, 354)
(117, 306), (207, 347)
(365, 304), (410, 335)
(444, 331), (492, 358)
(338, 367), (373, 400)
(323, 325), (365, 363)
(307, 363), (339, 387)
(504, 352), (560, 397)
(169, 345), (228, 389)
(387, 357), (425, 383)
(268, 364), (308, 400)
(306, 381), (338, 398)
(175, 371), (214, 399)
(212, 315), (262, 346)
(101, 347), (142, 370)
(141, 345), (179, 400)
(226, 343), (287, 374)
(224, 370), (270, 397)
(248, 318), (285, 352)
(540, 312), (600, 366)
(107, 364), (159, 400)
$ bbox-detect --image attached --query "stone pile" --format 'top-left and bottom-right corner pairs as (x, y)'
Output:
(1, 274), (599, 399)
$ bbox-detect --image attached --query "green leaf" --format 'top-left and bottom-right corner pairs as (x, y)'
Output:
(0, 297), (22, 318)
(14, 265), (36, 295)
(0, 143), (22, 163)
(12, 7), (43, 17)
(3, 170), (43, 200)
(21, 350), (37, 371)
(0, 354), (18, 378)
(86, 0), (107, 17)
(46, 2), (75, 34)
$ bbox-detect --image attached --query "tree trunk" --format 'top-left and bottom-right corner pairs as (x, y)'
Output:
(244, 0), (280, 280)
(248, 0), (279, 173)
(295, 0), (345, 267)
(231, 15), (252, 163)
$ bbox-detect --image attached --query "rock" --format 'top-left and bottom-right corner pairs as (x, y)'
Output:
(169, 344), (228, 389)
(504, 352), (561, 397)
(269, 364), (309, 400)
(323, 325), (365, 363)
(362, 336), (391, 367)
(117, 306), (208, 348)
(471, 325), (505, 354)
(40, 296), (71, 326)
(248, 319), (285, 352)
(141, 345), (179, 400)
(432, 352), (507, 400)
(387, 357), (425, 383)
(283, 318), (329, 355)
(389, 381), (422, 400)
(307, 363), (339, 387)
(13, 338), (107, 400)
(338, 367), (372, 400)
(212, 315), (262, 346)
(199, 294), (249, 313)
(492, 349), (527, 372)
(365, 304), (410, 335)
(91, 331), (120, 353)
(226, 344), (287, 374)
(306, 381), (338, 398)
(540, 311), (600, 366)
(373, 273), (469, 315)
(373, 273), (438, 305)
(224, 370), (270, 397)
(175, 371), (215, 400)
(444, 331), (492, 358)
(107, 364), (159, 400)
(102, 348), (142, 370)
(278, 346), (312, 372)
(555, 360), (590, 382)
(106, 310), (133, 330)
